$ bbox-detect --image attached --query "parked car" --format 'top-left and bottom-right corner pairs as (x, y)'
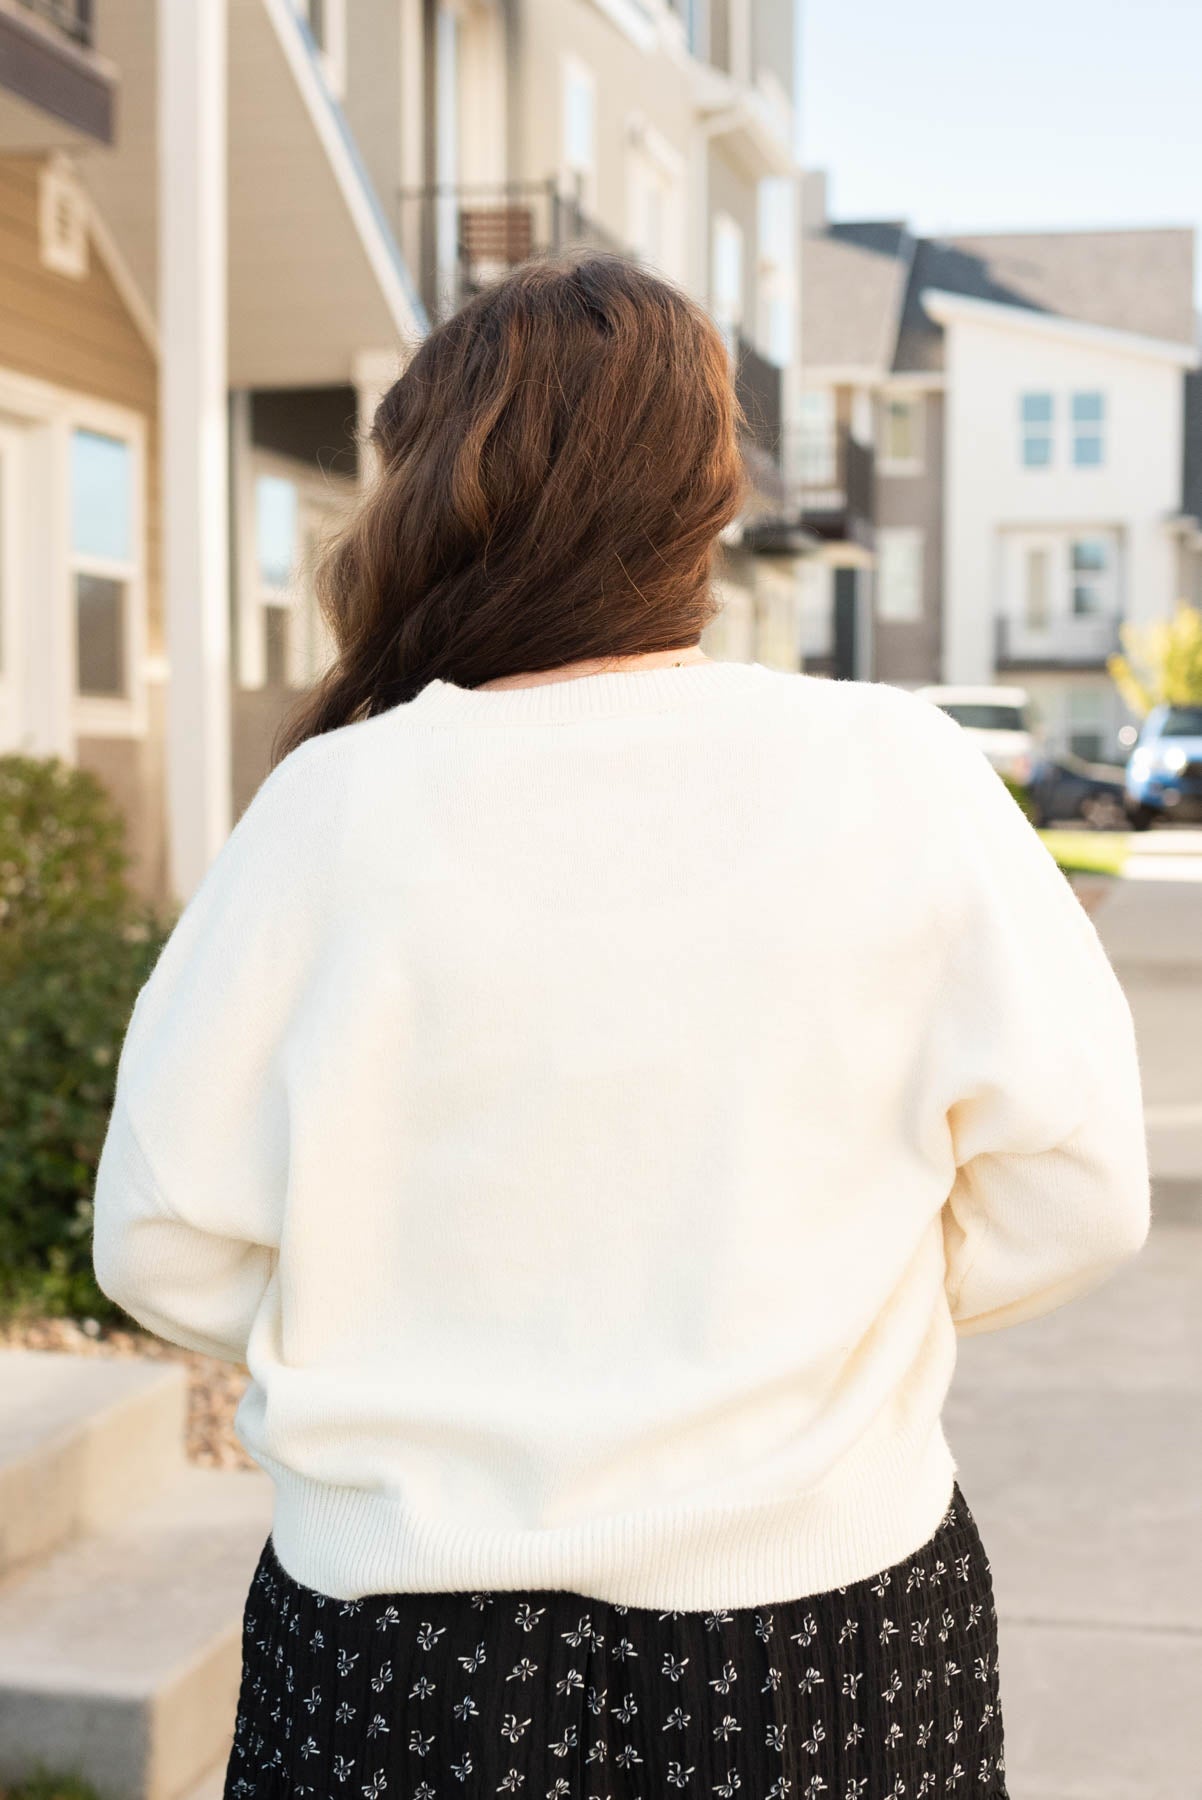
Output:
(912, 684), (1039, 788)
(1124, 703), (1202, 828)
(1028, 751), (1127, 829)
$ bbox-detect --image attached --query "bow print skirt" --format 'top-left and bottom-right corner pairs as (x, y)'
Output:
(223, 1482), (1007, 1799)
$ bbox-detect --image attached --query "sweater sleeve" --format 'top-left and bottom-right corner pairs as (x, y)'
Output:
(914, 702), (1151, 1337)
(91, 739), (337, 1365)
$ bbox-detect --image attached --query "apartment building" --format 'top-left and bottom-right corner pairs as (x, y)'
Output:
(798, 173), (1200, 760)
(383, 0), (807, 672)
(0, 0), (805, 906)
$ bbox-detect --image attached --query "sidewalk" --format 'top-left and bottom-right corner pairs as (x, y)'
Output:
(944, 833), (1202, 1799)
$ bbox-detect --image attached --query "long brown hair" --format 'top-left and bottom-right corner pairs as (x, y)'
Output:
(275, 252), (747, 760)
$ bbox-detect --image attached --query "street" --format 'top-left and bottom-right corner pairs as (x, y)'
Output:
(946, 830), (1202, 1798)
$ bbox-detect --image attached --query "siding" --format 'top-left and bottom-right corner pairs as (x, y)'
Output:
(0, 154), (168, 902)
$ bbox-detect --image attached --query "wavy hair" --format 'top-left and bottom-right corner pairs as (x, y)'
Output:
(275, 252), (747, 759)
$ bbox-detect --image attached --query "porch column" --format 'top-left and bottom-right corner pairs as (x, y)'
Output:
(158, 0), (231, 900)
(352, 349), (407, 487)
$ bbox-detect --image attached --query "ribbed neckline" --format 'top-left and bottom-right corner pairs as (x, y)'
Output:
(403, 658), (774, 725)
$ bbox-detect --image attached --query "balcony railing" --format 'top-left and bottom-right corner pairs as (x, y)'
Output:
(16, 0), (92, 47)
(398, 179), (626, 320)
(995, 611), (1123, 669)
(788, 425), (875, 548)
(734, 334), (783, 467)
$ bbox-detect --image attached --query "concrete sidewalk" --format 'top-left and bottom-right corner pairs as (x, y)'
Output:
(944, 836), (1202, 1798)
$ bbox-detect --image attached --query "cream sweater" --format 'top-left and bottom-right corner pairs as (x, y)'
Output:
(92, 661), (1150, 1607)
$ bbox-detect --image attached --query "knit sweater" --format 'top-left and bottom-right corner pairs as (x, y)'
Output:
(92, 660), (1150, 1608)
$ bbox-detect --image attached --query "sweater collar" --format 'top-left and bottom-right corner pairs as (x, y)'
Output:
(403, 658), (772, 725)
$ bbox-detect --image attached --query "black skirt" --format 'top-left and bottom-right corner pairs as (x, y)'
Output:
(223, 1482), (1007, 1799)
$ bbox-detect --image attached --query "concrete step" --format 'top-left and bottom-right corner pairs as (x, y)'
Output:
(0, 1350), (188, 1581)
(0, 1463), (273, 1800)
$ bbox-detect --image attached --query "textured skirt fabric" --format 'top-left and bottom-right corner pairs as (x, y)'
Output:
(223, 1482), (1006, 1799)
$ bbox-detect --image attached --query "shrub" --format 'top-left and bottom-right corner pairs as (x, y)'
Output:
(0, 755), (171, 1322)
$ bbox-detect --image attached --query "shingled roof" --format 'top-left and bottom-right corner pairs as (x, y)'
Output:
(803, 215), (1197, 378)
(895, 228), (1198, 372)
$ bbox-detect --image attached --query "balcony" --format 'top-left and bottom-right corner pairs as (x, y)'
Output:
(995, 611), (1123, 670)
(0, 0), (115, 144)
(397, 179), (626, 320)
(793, 425), (875, 549)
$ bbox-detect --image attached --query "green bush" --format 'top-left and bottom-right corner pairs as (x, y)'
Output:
(0, 755), (171, 1322)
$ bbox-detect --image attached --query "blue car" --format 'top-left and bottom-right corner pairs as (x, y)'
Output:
(1124, 703), (1202, 828)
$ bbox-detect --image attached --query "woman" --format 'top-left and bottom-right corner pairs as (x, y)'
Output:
(92, 254), (1150, 1799)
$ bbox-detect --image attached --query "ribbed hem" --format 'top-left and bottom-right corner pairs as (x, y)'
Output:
(402, 658), (776, 726)
(260, 1424), (957, 1609)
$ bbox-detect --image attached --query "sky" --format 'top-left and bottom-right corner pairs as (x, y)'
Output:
(799, 0), (1202, 308)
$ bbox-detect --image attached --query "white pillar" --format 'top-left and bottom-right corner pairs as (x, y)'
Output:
(352, 348), (406, 487)
(158, 0), (231, 900)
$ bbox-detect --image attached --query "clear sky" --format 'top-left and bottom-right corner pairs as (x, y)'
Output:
(799, 0), (1202, 307)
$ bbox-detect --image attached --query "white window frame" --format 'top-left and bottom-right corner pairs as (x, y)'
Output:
(1020, 391), (1055, 469)
(560, 53), (598, 211)
(70, 425), (145, 726)
(876, 528), (924, 624)
(237, 447), (352, 693)
(878, 392), (924, 476)
(64, 401), (148, 739)
(0, 372), (150, 755)
(1071, 391), (1106, 468)
(291, 0), (347, 99)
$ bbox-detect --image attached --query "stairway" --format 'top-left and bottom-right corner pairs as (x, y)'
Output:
(0, 1349), (272, 1800)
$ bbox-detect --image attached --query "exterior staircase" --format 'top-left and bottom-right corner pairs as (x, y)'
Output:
(0, 1349), (272, 1800)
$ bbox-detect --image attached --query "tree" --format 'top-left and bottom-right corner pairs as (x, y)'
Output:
(1107, 601), (1202, 718)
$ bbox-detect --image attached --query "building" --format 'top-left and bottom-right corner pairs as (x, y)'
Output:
(387, 0), (809, 675)
(799, 174), (1201, 760)
(0, 0), (425, 907)
(0, 0), (808, 909)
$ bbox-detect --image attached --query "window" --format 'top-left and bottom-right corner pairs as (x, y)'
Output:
(1070, 537), (1114, 616)
(879, 395), (923, 473)
(1020, 392), (1054, 467)
(797, 388), (836, 485)
(876, 529), (924, 624)
(562, 56), (596, 206)
(626, 124), (685, 283)
(711, 212), (744, 355)
(244, 466), (341, 691)
(1072, 391), (1105, 466)
(71, 430), (135, 699)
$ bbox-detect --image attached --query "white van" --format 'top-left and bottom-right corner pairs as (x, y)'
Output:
(911, 684), (1040, 787)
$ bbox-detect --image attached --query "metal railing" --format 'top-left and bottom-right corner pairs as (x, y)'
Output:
(995, 611), (1123, 668)
(16, 0), (92, 46)
(398, 179), (627, 320)
(784, 425), (875, 540)
(734, 334), (783, 467)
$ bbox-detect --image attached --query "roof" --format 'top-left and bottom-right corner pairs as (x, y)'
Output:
(802, 211), (1197, 379)
(801, 223), (913, 370)
(894, 228), (1196, 373)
